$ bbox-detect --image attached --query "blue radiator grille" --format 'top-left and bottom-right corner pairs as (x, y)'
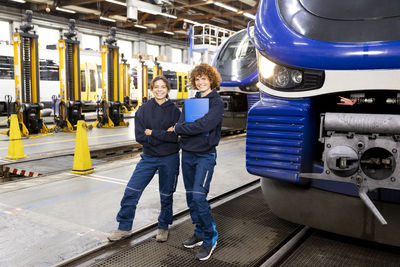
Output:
(246, 94), (314, 183)
(247, 93), (260, 111)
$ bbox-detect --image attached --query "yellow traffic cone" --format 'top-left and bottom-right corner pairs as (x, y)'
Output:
(71, 120), (94, 174)
(6, 114), (26, 159)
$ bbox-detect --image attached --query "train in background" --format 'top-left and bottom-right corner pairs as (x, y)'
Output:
(0, 44), (191, 115)
(212, 28), (259, 132)
(247, 0), (400, 246)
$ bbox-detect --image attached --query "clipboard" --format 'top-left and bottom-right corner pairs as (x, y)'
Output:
(184, 98), (209, 136)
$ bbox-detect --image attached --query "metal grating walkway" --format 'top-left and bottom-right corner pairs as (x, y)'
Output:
(90, 188), (298, 266)
(281, 230), (400, 267)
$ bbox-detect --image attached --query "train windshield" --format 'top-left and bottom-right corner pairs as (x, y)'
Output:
(214, 29), (256, 81)
(279, 0), (400, 42)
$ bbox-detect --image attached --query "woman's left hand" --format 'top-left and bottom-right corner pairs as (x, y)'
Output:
(145, 129), (152, 135)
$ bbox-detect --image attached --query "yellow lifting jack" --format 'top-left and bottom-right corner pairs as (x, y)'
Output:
(94, 28), (128, 128)
(10, 10), (49, 137)
(53, 19), (86, 132)
(135, 55), (149, 109)
(120, 54), (132, 113)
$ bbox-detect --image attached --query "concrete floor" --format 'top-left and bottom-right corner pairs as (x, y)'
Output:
(0, 133), (257, 266)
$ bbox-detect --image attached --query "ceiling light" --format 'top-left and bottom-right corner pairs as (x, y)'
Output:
(244, 12), (256, 19)
(11, 0), (26, 3)
(183, 19), (200, 25)
(163, 31), (175, 35)
(105, 0), (126, 6)
(160, 13), (177, 19)
(64, 5), (101, 15)
(56, 7), (76, 14)
(110, 15), (128, 21)
(214, 2), (238, 12)
(134, 24), (147, 29)
(100, 16), (116, 22)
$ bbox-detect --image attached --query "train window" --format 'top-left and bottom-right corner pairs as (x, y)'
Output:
(218, 30), (255, 61)
(97, 65), (102, 89)
(40, 60), (59, 81)
(0, 56), (13, 79)
(90, 70), (96, 92)
(81, 70), (86, 92)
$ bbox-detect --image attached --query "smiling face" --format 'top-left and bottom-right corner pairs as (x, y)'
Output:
(195, 74), (212, 95)
(151, 79), (169, 101)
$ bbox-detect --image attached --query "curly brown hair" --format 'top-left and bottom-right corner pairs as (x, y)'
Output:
(189, 63), (222, 90)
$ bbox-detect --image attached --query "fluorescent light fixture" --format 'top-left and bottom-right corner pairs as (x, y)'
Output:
(11, 0), (26, 3)
(160, 13), (177, 19)
(134, 24), (147, 29)
(100, 16), (116, 22)
(56, 7), (76, 14)
(140, 8), (161, 15)
(105, 0), (126, 6)
(110, 15), (128, 21)
(127, 0), (162, 15)
(244, 12), (256, 20)
(64, 5), (101, 15)
(210, 17), (228, 24)
(183, 19), (200, 25)
(214, 2), (238, 12)
(163, 31), (175, 35)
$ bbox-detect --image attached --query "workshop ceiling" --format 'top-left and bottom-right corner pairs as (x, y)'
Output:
(5, 0), (259, 38)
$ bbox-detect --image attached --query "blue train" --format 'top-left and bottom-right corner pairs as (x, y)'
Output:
(246, 0), (400, 246)
(212, 29), (260, 131)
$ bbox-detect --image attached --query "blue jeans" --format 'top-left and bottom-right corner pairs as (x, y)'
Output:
(182, 151), (217, 247)
(117, 152), (179, 231)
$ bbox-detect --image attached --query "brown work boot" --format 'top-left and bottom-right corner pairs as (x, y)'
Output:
(107, 229), (131, 242)
(156, 228), (169, 242)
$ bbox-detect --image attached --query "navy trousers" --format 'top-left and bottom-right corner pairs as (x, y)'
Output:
(182, 151), (217, 247)
(117, 152), (179, 231)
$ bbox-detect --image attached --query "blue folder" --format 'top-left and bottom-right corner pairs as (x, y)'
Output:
(184, 98), (209, 136)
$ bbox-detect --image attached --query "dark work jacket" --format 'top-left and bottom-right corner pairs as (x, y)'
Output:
(175, 90), (224, 154)
(135, 98), (181, 156)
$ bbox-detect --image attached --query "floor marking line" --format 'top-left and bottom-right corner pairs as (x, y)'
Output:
(85, 174), (128, 183)
(82, 175), (127, 186)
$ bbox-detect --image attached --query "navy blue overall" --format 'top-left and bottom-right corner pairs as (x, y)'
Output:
(174, 90), (224, 247)
(116, 98), (181, 231)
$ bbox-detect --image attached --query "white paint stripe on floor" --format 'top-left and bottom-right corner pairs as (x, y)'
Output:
(82, 175), (127, 186)
(85, 174), (128, 183)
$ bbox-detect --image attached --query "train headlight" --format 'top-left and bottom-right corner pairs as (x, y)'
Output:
(275, 66), (290, 87)
(291, 70), (303, 84)
(257, 51), (324, 91)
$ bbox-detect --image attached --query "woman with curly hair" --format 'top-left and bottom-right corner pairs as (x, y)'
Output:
(173, 63), (224, 261)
